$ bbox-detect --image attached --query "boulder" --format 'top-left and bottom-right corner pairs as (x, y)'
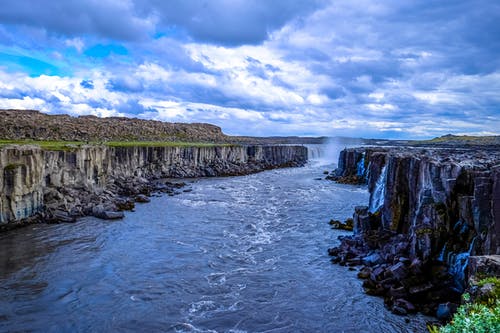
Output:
(135, 194), (151, 203)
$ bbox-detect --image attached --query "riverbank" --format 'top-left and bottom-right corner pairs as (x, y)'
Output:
(327, 146), (500, 319)
(0, 144), (307, 230)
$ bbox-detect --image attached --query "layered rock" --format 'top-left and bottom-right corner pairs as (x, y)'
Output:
(328, 146), (500, 316)
(0, 144), (307, 228)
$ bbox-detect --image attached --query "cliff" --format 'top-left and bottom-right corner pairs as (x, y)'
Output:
(328, 146), (500, 317)
(0, 144), (307, 228)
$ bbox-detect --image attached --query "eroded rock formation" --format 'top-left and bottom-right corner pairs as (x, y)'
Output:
(0, 144), (307, 229)
(328, 146), (500, 316)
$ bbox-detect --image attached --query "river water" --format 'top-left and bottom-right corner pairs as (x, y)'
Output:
(0, 154), (429, 332)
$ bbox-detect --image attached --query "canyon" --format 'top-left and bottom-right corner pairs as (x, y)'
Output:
(0, 144), (307, 229)
(328, 146), (500, 318)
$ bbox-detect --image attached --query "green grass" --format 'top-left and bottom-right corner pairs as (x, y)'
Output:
(415, 134), (500, 145)
(105, 141), (234, 148)
(429, 277), (500, 333)
(0, 140), (235, 150)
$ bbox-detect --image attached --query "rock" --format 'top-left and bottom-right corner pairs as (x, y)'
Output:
(102, 211), (124, 220)
(115, 198), (135, 211)
(394, 299), (416, 313)
(436, 302), (458, 320)
(409, 282), (434, 295)
(392, 306), (407, 316)
(53, 210), (76, 223)
(357, 266), (372, 279)
(362, 253), (383, 266)
(388, 262), (408, 281)
(135, 194), (151, 203)
(389, 286), (407, 299)
(370, 266), (386, 281)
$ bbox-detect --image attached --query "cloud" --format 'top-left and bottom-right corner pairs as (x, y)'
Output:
(0, 0), (499, 139)
(0, 0), (155, 41)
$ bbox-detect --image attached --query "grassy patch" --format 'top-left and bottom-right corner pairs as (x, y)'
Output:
(105, 141), (234, 148)
(429, 277), (500, 333)
(0, 140), (235, 150)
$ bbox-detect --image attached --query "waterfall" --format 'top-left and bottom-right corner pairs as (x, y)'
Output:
(444, 236), (477, 292)
(369, 165), (388, 213)
(356, 152), (365, 177)
(306, 145), (325, 160)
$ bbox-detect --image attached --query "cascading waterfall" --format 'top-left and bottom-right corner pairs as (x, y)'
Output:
(356, 152), (366, 178)
(307, 145), (325, 160)
(369, 164), (388, 213)
(441, 235), (477, 292)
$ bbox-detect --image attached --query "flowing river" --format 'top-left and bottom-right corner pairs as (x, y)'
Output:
(0, 153), (430, 332)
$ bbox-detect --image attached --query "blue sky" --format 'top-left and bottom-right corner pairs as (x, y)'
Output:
(0, 0), (499, 138)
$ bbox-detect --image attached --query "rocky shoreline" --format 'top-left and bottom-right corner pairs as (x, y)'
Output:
(327, 146), (500, 319)
(0, 144), (307, 231)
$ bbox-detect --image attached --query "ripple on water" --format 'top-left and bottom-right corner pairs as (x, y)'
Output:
(0, 159), (432, 333)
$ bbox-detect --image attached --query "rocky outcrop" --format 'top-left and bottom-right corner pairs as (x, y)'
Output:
(328, 146), (500, 317)
(0, 109), (228, 142)
(0, 144), (307, 228)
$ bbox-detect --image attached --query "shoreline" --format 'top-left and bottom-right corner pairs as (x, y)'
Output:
(326, 146), (500, 321)
(0, 144), (308, 232)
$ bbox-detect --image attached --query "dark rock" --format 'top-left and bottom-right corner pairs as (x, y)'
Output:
(388, 262), (408, 281)
(370, 266), (386, 281)
(357, 266), (372, 279)
(115, 198), (135, 211)
(409, 282), (434, 295)
(362, 253), (383, 266)
(100, 211), (124, 220)
(392, 306), (407, 315)
(389, 286), (407, 299)
(53, 210), (76, 223)
(135, 194), (151, 203)
(394, 299), (416, 313)
(436, 302), (458, 320)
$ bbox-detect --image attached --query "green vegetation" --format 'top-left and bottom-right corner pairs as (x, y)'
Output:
(429, 277), (500, 333)
(105, 141), (234, 148)
(4, 163), (23, 170)
(0, 140), (235, 151)
(415, 134), (500, 146)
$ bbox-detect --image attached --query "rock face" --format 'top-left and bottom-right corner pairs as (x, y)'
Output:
(329, 146), (500, 316)
(0, 144), (307, 227)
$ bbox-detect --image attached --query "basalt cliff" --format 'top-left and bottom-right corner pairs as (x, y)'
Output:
(0, 144), (307, 229)
(328, 146), (500, 318)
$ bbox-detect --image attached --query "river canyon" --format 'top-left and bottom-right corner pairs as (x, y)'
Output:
(0, 149), (431, 333)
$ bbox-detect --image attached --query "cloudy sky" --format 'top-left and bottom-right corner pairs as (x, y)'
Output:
(0, 0), (499, 138)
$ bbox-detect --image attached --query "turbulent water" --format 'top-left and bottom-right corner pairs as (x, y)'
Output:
(0, 153), (429, 332)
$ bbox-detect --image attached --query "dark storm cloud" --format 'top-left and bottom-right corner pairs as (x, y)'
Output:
(139, 0), (325, 45)
(0, 0), (325, 45)
(0, 1), (153, 40)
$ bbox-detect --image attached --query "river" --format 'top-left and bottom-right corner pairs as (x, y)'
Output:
(0, 153), (429, 332)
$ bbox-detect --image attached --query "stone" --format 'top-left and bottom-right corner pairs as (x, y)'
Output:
(388, 286), (407, 299)
(370, 266), (386, 281)
(357, 266), (372, 279)
(362, 253), (383, 266)
(135, 194), (151, 203)
(436, 302), (458, 320)
(388, 262), (408, 280)
(394, 299), (416, 313)
(100, 211), (125, 220)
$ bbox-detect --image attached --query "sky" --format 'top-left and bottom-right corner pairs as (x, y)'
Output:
(0, 0), (499, 139)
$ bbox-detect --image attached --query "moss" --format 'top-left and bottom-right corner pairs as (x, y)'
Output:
(415, 228), (434, 235)
(0, 139), (237, 150)
(4, 163), (22, 170)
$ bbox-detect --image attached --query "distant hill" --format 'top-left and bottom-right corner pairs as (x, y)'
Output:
(418, 134), (500, 146)
(0, 109), (325, 145)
